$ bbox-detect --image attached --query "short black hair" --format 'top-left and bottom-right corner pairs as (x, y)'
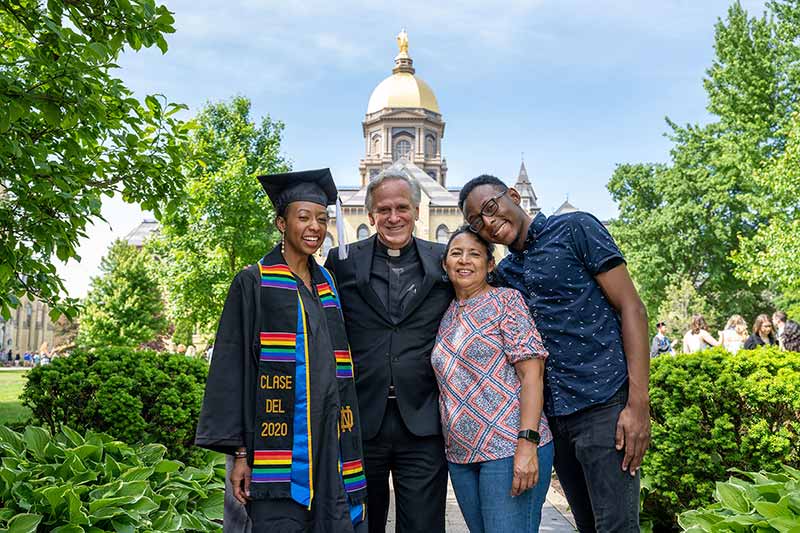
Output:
(442, 225), (495, 264)
(458, 175), (508, 212)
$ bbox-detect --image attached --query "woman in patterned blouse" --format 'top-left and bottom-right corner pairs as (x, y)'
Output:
(431, 226), (553, 532)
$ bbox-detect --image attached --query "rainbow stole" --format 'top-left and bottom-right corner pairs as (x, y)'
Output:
(250, 247), (367, 521)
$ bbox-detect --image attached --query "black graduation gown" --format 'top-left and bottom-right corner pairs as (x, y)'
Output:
(196, 267), (355, 533)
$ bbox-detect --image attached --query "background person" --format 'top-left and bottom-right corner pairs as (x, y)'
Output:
(650, 322), (674, 357)
(682, 315), (719, 353)
(718, 315), (749, 354)
(781, 320), (800, 351)
(196, 169), (367, 533)
(744, 314), (778, 349)
(773, 310), (788, 348)
(432, 227), (553, 533)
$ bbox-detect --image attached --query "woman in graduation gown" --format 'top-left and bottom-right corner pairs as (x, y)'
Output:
(195, 169), (368, 532)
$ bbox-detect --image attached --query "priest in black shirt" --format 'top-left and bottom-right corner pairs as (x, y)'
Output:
(325, 168), (453, 533)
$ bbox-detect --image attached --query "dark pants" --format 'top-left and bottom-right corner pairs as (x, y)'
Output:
(549, 385), (640, 533)
(363, 399), (447, 533)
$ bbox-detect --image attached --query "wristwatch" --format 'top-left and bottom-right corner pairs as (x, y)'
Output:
(518, 429), (541, 444)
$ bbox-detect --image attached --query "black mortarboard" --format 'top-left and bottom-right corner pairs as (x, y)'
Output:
(258, 168), (338, 215)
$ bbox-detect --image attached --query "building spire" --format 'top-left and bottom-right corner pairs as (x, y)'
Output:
(518, 157), (530, 184)
(393, 29), (415, 74)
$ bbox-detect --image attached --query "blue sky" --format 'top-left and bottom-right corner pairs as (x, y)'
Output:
(60, 0), (767, 296)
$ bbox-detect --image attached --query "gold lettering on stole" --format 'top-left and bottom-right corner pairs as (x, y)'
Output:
(340, 405), (354, 432)
(260, 375), (293, 389)
(265, 399), (285, 413)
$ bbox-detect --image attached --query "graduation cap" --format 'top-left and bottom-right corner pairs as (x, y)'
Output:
(257, 168), (349, 259)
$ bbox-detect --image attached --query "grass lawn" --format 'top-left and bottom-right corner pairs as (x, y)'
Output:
(0, 369), (31, 426)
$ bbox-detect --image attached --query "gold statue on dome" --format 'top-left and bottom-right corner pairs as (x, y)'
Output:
(397, 29), (409, 55)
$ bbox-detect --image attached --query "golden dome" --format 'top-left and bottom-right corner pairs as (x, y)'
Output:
(366, 72), (440, 114)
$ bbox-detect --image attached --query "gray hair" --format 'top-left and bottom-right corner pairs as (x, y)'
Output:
(365, 168), (421, 212)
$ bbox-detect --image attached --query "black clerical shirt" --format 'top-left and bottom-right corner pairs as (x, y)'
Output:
(370, 239), (424, 325)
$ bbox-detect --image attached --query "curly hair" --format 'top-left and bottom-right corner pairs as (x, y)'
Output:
(782, 320), (800, 352)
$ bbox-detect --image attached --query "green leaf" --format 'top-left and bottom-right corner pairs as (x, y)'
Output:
(67, 489), (89, 525)
(6, 513), (43, 533)
(154, 460), (182, 473)
(119, 467), (154, 482)
(199, 491), (224, 521)
(23, 427), (50, 458)
(0, 426), (25, 454)
(769, 516), (800, 533)
(754, 501), (789, 519)
(716, 482), (751, 514)
(87, 42), (107, 59)
(40, 102), (62, 127)
(50, 526), (85, 533)
(60, 426), (85, 447)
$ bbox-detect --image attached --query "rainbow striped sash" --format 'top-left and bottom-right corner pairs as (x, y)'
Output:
(251, 247), (367, 524)
(335, 350), (354, 378)
(260, 332), (296, 362)
(252, 450), (292, 483)
(260, 264), (296, 290)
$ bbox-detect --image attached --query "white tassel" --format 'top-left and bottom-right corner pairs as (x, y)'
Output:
(336, 197), (349, 260)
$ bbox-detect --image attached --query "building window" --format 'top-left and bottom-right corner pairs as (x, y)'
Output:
(436, 224), (450, 244)
(321, 233), (334, 257)
(357, 224), (370, 240)
(393, 139), (412, 161)
(372, 134), (381, 155)
(425, 135), (436, 157)
(369, 169), (380, 181)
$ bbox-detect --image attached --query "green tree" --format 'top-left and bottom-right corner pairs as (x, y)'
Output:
(608, 1), (800, 321)
(78, 240), (167, 347)
(0, 0), (190, 320)
(733, 111), (800, 316)
(149, 96), (289, 333)
(655, 277), (721, 344)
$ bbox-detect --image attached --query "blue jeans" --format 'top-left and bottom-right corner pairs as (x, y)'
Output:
(448, 442), (554, 533)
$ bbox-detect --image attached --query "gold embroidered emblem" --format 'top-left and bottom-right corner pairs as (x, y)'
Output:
(340, 405), (354, 432)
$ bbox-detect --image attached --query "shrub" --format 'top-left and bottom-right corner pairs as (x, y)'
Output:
(644, 347), (800, 529)
(21, 346), (209, 464)
(678, 465), (800, 532)
(0, 425), (223, 532)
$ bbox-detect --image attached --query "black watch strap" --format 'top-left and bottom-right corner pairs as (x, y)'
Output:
(518, 429), (541, 444)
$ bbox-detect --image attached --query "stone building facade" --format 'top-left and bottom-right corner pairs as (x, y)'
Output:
(0, 296), (56, 355)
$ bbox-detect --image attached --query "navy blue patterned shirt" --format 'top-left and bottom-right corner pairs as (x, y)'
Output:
(495, 211), (628, 417)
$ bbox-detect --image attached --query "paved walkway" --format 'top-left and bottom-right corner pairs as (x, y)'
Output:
(386, 480), (576, 532)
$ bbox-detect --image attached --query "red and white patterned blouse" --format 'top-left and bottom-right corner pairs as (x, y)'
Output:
(431, 287), (552, 464)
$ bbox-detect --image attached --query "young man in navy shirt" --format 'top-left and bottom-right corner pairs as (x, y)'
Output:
(459, 175), (650, 532)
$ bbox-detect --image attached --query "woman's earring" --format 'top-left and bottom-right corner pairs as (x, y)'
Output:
(281, 233), (285, 255)
(442, 272), (449, 282)
(486, 271), (496, 284)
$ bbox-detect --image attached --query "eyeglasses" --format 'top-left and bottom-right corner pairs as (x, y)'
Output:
(467, 190), (508, 233)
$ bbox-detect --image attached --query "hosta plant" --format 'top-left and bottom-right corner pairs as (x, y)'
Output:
(679, 466), (800, 532)
(0, 425), (224, 532)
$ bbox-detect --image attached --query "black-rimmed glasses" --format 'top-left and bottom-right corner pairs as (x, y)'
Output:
(467, 190), (508, 233)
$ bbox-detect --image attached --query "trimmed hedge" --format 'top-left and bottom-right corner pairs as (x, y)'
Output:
(644, 347), (800, 529)
(21, 347), (209, 464)
(0, 425), (224, 532)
